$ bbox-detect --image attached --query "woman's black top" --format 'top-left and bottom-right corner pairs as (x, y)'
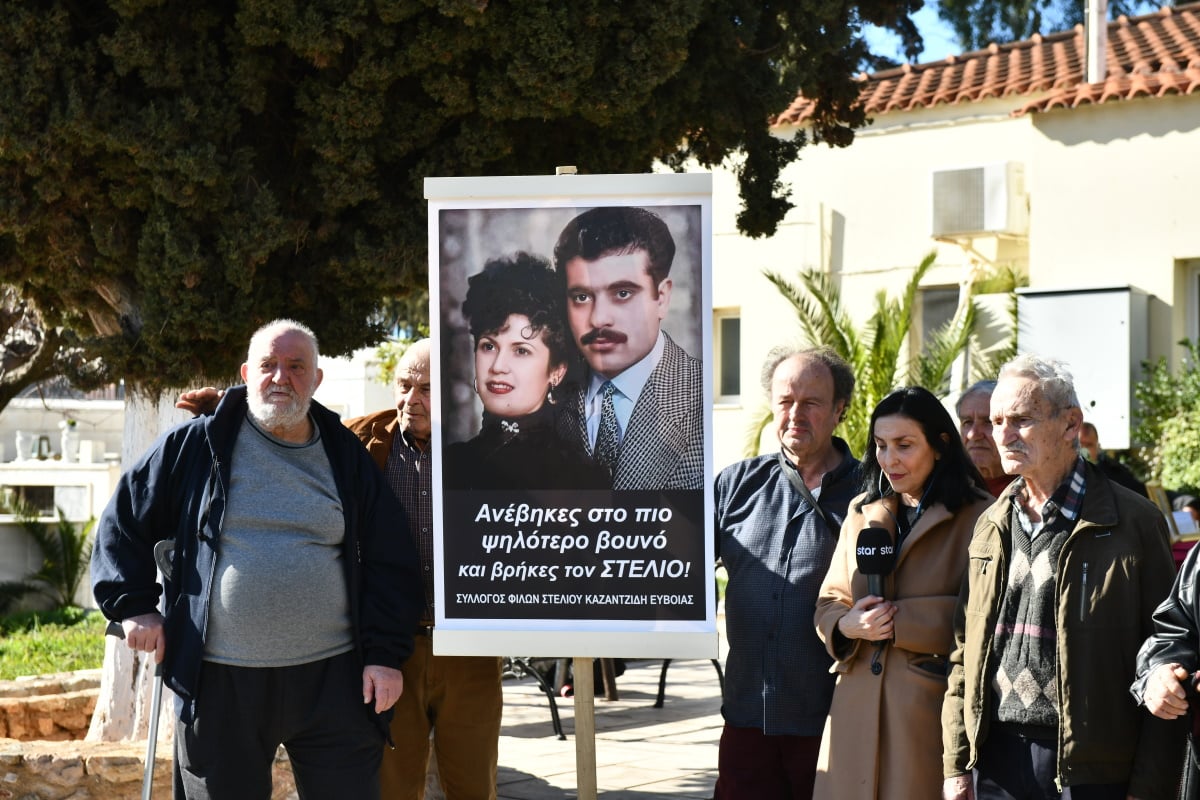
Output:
(443, 404), (610, 491)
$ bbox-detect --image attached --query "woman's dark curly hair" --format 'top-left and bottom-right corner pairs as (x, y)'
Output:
(857, 386), (985, 513)
(462, 251), (572, 368)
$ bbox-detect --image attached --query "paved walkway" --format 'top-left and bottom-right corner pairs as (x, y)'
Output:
(496, 656), (725, 800)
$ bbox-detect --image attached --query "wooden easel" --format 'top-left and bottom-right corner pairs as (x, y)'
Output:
(572, 656), (598, 800)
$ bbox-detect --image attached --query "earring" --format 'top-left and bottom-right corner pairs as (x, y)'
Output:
(547, 380), (558, 405)
(472, 377), (478, 394)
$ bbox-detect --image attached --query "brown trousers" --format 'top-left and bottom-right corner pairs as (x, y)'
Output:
(380, 635), (503, 800)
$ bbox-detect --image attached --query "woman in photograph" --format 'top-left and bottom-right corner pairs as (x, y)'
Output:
(443, 251), (607, 491)
(812, 386), (992, 800)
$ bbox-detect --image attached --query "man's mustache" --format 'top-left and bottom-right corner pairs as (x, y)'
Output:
(580, 329), (628, 346)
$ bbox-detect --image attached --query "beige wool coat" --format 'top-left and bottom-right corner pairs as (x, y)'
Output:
(812, 489), (993, 800)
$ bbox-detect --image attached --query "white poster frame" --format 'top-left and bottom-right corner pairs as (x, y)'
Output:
(425, 172), (715, 658)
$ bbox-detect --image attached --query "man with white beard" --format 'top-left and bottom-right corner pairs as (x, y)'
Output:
(92, 318), (423, 800)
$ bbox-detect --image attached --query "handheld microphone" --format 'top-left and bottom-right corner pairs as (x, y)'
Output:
(856, 526), (896, 598)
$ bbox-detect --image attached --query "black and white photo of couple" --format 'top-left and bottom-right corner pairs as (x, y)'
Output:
(438, 204), (704, 494)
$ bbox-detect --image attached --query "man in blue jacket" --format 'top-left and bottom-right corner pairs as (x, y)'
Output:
(714, 346), (860, 800)
(92, 319), (423, 800)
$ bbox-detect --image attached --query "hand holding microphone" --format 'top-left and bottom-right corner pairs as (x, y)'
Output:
(856, 526), (896, 598)
(837, 527), (898, 643)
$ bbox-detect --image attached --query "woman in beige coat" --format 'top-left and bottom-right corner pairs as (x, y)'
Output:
(813, 386), (993, 800)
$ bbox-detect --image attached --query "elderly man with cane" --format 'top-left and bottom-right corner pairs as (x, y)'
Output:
(93, 319), (423, 800)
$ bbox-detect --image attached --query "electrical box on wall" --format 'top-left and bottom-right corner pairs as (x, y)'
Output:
(1016, 286), (1149, 449)
(932, 162), (1028, 237)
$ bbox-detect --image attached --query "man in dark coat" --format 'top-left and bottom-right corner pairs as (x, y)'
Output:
(93, 319), (422, 799)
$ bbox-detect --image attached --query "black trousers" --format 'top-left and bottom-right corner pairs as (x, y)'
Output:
(174, 650), (384, 800)
(976, 727), (1127, 800)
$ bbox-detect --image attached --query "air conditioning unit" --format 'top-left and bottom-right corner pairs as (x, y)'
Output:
(931, 162), (1028, 237)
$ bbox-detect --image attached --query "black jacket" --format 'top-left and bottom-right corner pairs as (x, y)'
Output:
(91, 386), (423, 724)
(444, 405), (609, 491)
(1133, 541), (1200, 795)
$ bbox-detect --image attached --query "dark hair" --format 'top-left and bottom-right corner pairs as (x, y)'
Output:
(760, 345), (855, 414)
(553, 206), (676, 289)
(461, 252), (571, 368)
(857, 386), (985, 513)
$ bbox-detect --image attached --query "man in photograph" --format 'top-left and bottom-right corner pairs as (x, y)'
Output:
(552, 205), (703, 491)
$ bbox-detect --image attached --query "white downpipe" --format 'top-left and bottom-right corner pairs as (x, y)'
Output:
(1087, 0), (1108, 84)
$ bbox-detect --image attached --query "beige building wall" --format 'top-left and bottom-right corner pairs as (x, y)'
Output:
(711, 165), (812, 470)
(775, 101), (1035, 311)
(709, 92), (1200, 471)
(1028, 96), (1200, 363)
(710, 102), (1036, 470)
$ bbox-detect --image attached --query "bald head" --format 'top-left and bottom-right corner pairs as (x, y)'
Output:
(247, 319), (319, 366)
(394, 339), (432, 445)
(398, 339), (430, 375)
(769, 352), (848, 469)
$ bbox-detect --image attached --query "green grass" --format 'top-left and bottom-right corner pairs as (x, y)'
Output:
(0, 607), (107, 680)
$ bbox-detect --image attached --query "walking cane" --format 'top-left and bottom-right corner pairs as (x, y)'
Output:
(105, 538), (174, 800)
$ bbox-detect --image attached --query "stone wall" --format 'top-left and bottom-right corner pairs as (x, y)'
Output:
(0, 738), (298, 800)
(0, 738), (174, 799)
(0, 671), (100, 742)
(0, 670), (419, 799)
(0, 670), (298, 799)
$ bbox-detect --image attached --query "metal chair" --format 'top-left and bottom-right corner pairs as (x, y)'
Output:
(500, 657), (566, 740)
(653, 657), (724, 708)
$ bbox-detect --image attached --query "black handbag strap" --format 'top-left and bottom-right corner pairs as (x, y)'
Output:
(778, 450), (841, 536)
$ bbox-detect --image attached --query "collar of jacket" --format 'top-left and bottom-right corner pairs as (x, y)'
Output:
(979, 460), (1120, 535)
(379, 411), (404, 442)
(825, 436), (862, 488)
(858, 493), (953, 563)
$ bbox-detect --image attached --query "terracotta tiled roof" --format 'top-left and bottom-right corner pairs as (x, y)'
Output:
(774, 2), (1200, 124)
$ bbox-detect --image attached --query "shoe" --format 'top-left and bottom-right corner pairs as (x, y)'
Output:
(560, 684), (573, 697)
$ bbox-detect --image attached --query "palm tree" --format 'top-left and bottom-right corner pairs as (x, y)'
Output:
(748, 251), (1013, 457)
(0, 503), (94, 613)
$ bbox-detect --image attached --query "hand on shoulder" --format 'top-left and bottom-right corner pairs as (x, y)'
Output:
(176, 387), (224, 416)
